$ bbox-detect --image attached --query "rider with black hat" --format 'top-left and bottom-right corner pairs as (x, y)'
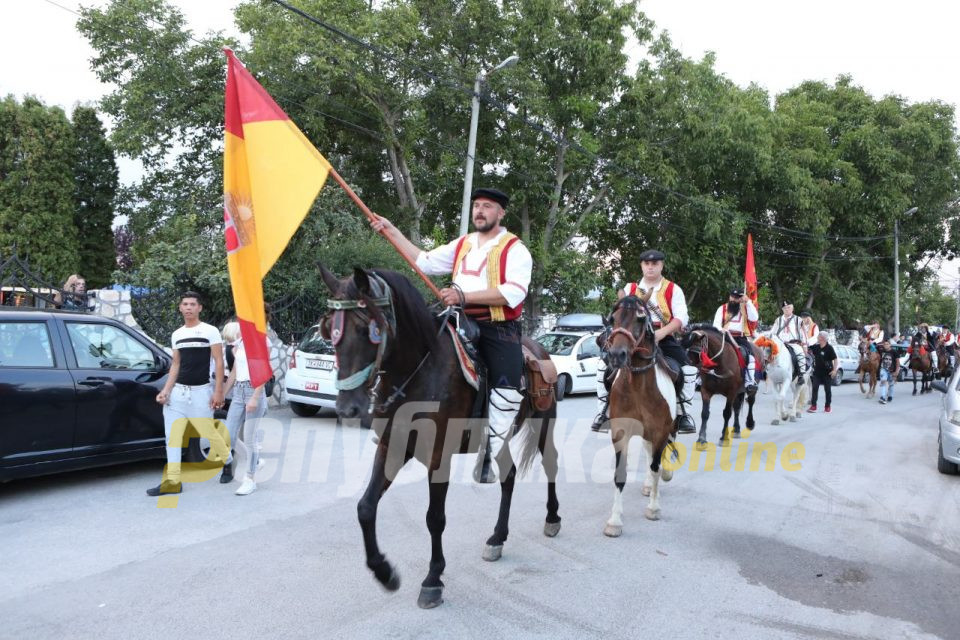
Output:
(371, 187), (531, 483)
(591, 248), (697, 434)
(713, 287), (760, 388)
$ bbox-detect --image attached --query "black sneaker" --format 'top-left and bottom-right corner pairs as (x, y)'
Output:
(146, 481), (182, 496)
(886, 396), (893, 403)
(590, 414), (609, 433)
(220, 461), (234, 484)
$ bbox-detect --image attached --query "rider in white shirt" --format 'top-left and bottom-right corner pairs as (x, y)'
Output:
(712, 288), (759, 387)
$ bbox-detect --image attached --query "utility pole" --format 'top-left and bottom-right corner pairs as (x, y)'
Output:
(955, 266), (960, 333)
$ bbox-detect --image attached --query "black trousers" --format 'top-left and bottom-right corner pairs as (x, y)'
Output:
(478, 320), (523, 389)
(810, 372), (832, 408)
(659, 334), (689, 367)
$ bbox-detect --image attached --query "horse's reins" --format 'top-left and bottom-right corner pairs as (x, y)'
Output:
(688, 330), (731, 379)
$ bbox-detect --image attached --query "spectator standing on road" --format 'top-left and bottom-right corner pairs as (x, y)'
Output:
(147, 292), (227, 497)
(877, 339), (900, 405)
(221, 324), (269, 495)
(808, 331), (839, 413)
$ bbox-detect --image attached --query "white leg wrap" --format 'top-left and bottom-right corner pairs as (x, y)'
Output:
(488, 387), (523, 461)
(595, 360), (609, 413)
(680, 365), (697, 403)
(746, 356), (757, 385)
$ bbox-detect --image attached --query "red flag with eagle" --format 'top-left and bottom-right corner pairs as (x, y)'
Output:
(744, 233), (758, 335)
(223, 48), (331, 387)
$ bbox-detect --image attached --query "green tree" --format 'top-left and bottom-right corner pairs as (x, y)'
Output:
(0, 95), (79, 278)
(72, 106), (119, 287)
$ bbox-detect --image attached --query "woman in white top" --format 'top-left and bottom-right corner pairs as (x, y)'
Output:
(222, 322), (269, 495)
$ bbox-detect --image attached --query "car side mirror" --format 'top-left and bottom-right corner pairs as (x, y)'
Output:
(932, 381), (948, 393)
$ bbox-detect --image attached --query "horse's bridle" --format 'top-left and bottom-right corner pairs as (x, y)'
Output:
(326, 277), (395, 394)
(686, 329), (732, 378)
(607, 297), (659, 374)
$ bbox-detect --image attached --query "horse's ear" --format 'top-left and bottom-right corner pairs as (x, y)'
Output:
(640, 287), (654, 304)
(353, 267), (372, 295)
(318, 264), (340, 294)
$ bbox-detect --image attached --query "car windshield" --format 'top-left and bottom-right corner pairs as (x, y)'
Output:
(299, 326), (334, 355)
(536, 333), (581, 356)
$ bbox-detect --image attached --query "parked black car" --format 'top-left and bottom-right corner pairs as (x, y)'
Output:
(0, 308), (200, 481)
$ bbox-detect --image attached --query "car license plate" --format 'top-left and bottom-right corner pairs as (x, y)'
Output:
(305, 382), (319, 391)
(306, 359), (333, 370)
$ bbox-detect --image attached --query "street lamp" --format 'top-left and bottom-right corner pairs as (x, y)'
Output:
(459, 55), (520, 236)
(894, 206), (918, 336)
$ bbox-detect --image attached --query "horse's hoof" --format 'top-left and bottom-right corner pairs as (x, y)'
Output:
(482, 544), (503, 562)
(719, 439), (731, 448)
(732, 432), (741, 439)
(603, 523), (623, 538)
(695, 441), (708, 451)
(661, 468), (674, 482)
(417, 585), (444, 609)
(644, 507), (660, 521)
(913, 391), (918, 396)
(789, 416), (797, 422)
(641, 484), (652, 497)
(771, 419), (780, 426)
(543, 521), (561, 538)
(380, 566), (401, 592)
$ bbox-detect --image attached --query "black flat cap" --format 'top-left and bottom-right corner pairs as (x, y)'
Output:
(730, 287), (744, 297)
(800, 311), (811, 318)
(639, 249), (666, 262)
(781, 300), (792, 308)
(471, 188), (509, 209)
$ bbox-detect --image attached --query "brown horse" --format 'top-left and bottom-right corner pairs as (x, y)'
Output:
(934, 336), (952, 380)
(320, 267), (561, 608)
(681, 324), (758, 450)
(857, 338), (879, 398)
(601, 292), (678, 536)
(909, 333), (933, 395)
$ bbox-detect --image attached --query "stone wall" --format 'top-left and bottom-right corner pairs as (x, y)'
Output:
(90, 289), (294, 407)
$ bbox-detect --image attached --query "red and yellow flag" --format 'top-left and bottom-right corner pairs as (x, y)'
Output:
(223, 49), (331, 387)
(744, 233), (758, 335)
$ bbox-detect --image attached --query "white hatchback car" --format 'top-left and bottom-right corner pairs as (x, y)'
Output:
(284, 324), (338, 417)
(535, 331), (602, 401)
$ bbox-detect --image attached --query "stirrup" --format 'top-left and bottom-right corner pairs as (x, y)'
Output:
(590, 412), (609, 433)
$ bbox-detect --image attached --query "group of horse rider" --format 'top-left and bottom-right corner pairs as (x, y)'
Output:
(371, 186), (957, 462)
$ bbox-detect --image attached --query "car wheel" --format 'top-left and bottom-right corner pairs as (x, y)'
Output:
(832, 369), (843, 386)
(290, 401), (321, 417)
(555, 374), (570, 402)
(938, 433), (959, 475)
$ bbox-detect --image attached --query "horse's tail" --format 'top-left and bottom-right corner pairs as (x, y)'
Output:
(515, 412), (550, 478)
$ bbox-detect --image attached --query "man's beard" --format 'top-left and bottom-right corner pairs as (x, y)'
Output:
(726, 301), (739, 314)
(474, 217), (497, 233)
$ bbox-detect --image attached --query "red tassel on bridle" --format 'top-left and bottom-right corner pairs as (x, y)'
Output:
(700, 349), (718, 369)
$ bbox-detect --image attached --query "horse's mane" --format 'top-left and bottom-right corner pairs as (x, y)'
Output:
(688, 322), (723, 336)
(348, 269), (439, 353)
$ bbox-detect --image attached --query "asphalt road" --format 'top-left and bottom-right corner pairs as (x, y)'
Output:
(2, 382), (959, 640)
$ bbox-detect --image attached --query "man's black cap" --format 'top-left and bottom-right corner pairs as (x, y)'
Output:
(639, 249), (666, 262)
(729, 287), (744, 297)
(471, 188), (509, 209)
(781, 300), (792, 308)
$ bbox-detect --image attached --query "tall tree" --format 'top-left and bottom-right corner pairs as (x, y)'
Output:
(0, 96), (79, 278)
(72, 106), (119, 287)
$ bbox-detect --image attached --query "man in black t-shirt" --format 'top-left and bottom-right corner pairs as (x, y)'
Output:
(877, 339), (900, 404)
(807, 331), (838, 413)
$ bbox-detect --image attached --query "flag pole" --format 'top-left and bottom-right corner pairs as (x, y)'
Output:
(328, 167), (443, 300)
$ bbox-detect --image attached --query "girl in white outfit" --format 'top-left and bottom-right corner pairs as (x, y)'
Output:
(222, 325), (269, 495)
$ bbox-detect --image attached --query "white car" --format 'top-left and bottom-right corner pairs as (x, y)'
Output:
(832, 344), (860, 385)
(284, 324), (338, 417)
(535, 331), (602, 401)
(931, 370), (960, 475)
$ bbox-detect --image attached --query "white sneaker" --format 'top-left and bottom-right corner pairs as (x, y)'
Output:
(235, 478), (257, 495)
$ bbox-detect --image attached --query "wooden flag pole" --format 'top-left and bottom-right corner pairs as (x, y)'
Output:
(328, 167), (443, 301)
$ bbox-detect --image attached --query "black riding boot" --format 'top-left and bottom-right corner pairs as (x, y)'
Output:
(590, 400), (609, 432)
(473, 434), (496, 484)
(676, 400), (696, 434)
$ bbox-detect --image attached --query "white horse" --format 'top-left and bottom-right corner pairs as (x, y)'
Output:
(755, 334), (810, 424)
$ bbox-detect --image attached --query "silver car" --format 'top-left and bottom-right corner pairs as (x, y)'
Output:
(931, 371), (960, 475)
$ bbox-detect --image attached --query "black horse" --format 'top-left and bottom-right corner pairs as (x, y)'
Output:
(320, 266), (561, 609)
